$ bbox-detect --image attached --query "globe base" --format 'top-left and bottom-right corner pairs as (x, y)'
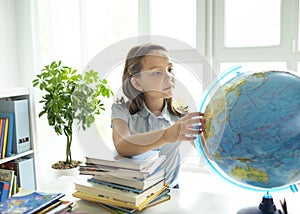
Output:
(237, 195), (280, 214)
(237, 207), (280, 214)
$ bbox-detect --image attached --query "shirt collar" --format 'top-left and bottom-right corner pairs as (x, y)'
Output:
(138, 101), (171, 122)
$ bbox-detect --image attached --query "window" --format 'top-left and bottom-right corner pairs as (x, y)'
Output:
(150, 0), (196, 48)
(225, 0), (281, 47)
(38, 0), (138, 69)
(83, 0), (138, 61)
(214, 0), (300, 74)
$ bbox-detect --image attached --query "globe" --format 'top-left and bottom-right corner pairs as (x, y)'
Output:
(196, 70), (300, 193)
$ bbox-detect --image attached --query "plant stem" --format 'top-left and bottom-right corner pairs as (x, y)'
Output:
(66, 133), (72, 164)
(65, 120), (73, 165)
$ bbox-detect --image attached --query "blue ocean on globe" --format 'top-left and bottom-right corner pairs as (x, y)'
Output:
(196, 70), (300, 191)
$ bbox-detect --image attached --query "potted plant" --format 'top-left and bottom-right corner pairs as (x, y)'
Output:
(32, 61), (113, 169)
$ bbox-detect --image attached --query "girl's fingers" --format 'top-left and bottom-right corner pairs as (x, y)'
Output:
(181, 129), (202, 135)
(180, 135), (197, 141)
(182, 112), (204, 121)
(184, 118), (203, 126)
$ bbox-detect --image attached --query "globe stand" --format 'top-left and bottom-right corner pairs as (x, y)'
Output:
(237, 193), (280, 214)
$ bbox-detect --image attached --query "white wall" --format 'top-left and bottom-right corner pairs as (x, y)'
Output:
(0, 0), (18, 88)
(0, 0), (37, 89)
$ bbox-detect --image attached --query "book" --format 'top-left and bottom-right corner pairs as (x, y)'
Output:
(97, 188), (171, 213)
(36, 200), (62, 214)
(0, 181), (9, 202)
(0, 113), (14, 157)
(72, 185), (167, 211)
(145, 188), (171, 208)
(0, 118), (5, 158)
(0, 168), (15, 197)
(97, 203), (136, 214)
(80, 155), (166, 180)
(74, 179), (165, 205)
(2, 117), (9, 158)
(98, 195), (171, 214)
(85, 150), (160, 171)
(0, 119), (3, 153)
(0, 192), (64, 213)
(41, 200), (74, 214)
(90, 167), (165, 191)
(0, 160), (20, 192)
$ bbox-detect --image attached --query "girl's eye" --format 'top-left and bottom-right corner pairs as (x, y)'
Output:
(167, 67), (173, 73)
(152, 71), (162, 76)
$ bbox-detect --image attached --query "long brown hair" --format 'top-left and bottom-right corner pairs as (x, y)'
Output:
(120, 43), (187, 117)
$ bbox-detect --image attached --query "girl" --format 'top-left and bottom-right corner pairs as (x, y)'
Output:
(111, 43), (204, 188)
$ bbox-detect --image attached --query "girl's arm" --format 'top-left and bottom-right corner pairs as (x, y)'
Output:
(112, 112), (203, 157)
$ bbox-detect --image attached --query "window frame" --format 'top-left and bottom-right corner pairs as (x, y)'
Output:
(213, 0), (300, 73)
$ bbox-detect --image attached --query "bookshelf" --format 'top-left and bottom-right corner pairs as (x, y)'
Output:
(0, 88), (38, 191)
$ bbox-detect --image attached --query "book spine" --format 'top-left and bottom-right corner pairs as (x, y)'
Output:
(0, 181), (9, 202)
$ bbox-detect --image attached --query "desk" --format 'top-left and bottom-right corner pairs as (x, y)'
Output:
(38, 176), (300, 214)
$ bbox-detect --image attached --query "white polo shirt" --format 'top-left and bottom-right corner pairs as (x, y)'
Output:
(111, 102), (182, 188)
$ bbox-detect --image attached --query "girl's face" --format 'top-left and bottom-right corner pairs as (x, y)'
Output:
(136, 54), (175, 99)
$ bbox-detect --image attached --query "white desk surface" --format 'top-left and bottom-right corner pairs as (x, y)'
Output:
(38, 175), (300, 214)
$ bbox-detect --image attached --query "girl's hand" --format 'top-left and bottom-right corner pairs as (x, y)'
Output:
(164, 112), (204, 143)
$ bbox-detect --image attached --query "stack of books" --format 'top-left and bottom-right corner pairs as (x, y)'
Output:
(0, 191), (74, 213)
(72, 150), (171, 213)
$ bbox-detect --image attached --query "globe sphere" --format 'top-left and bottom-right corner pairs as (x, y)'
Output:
(197, 70), (300, 191)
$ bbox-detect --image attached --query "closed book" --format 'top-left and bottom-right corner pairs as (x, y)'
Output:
(85, 150), (160, 171)
(145, 188), (171, 208)
(0, 118), (5, 157)
(0, 168), (14, 197)
(0, 118), (3, 144)
(72, 185), (167, 211)
(97, 203), (136, 214)
(91, 167), (165, 191)
(98, 188), (171, 213)
(0, 192), (64, 214)
(74, 179), (165, 205)
(80, 155), (166, 180)
(0, 181), (9, 202)
(0, 113), (14, 157)
(42, 200), (74, 214)
(2, 118), (9, 158)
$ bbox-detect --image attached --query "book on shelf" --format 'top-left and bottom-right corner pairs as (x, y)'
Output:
(0, 168), (15, 197)
(0, 181), (9, 202)
(74, 178), (165, 205)
(85, 150), (160, 171)
(1, 118), (8, 158)
(0, 118), (5, 158)
(0, 112), (14, 157)
(0, 119), (2, 151)
(0, 191), (65, 214)
(89, 166), (165, 191)
(80, 155), (166, 180)
(72, 184), (167, 211)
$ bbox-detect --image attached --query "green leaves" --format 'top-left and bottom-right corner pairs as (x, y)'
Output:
(32, 61), (114, 164)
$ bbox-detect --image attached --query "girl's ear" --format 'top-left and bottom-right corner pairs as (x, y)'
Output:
(130, 76), (143, 91)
